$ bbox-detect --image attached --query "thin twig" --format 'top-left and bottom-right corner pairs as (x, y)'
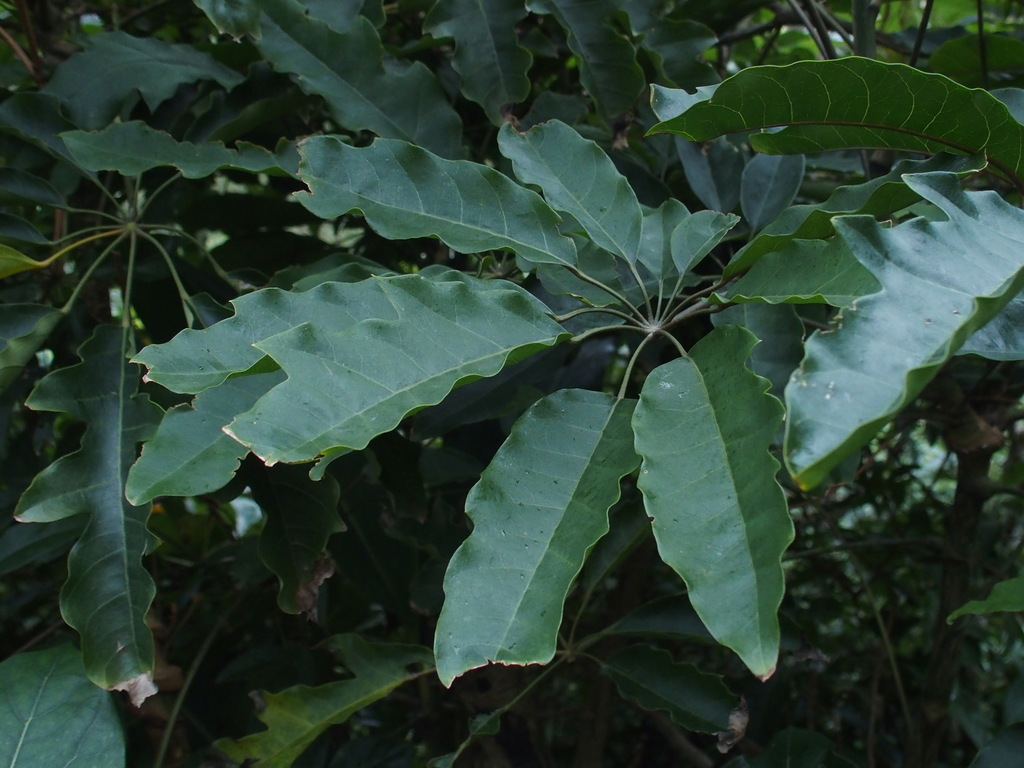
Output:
(909, 0), (935, 67)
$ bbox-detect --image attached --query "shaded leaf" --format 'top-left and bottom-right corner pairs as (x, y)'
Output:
(0, 245), (65, 280)
(0, 168), (66, 207)
(434, 389), (639, 686)
(498, 121), (643, 264)
(969, 723), (1024, 768)
(0, 516), (86, 577)
(424, 0), (532, 124)
(62, 122), (287, 179)
(930, 34), (1024, 89)
(215, 635), (431, 768)
(251, 464), (343, 615)
(959, 293), (1024, 361)
(126, 371), (285, 505)
(610, 594), (713, 643)
(649, 58), (1024, 187)
(201, 0), (462, 158)
(948, 575), (1024, 623)
(712, 303), (805, 398)
(15, 326), (161, 701)
(0, 304), (62, 391)
(527, 0), (645, 116)
(0, 213), (53, 246)
(0, 644), (124, 767)
(675, 137), (743, 213)
(227, 274), (570, 467)
(784, 173), (1024, 489)
(43, 31), (243, 129)
(633, 325), (791, 679)
(296, 136), (578, 267)
(741, 153), (805, 233)
(0, 93), (80, 164)
(602, 645), (735, 732)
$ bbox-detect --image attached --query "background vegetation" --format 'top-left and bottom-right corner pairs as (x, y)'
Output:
(1, 1), (1024, 766)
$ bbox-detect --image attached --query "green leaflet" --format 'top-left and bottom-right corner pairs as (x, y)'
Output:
(0, 645), (125, 766)
(252, 464), (343, 616)
(633, 325), (792, 680)
(602, 645), (736, 733)
(227, 274), (570, 466)
(649, 58), (1024, 186)
(126, 371), (285, 505)
(15, 326), (161, 703)
(740, 153), (805, 234)
(42, 31), (243, 130)
(960, 294), (1024, 361)
(296, 136), (578, 267)
(725, 153), (987, 276)
(424, 0), (532, 124)
(637, 198), (691, 282)
(434, 389), (639, 687)
(720, 238), (881, 307)
(784, 173), (1024, 489)
(0, 304), (62, 391)
(498, 120), (643, 264)
(62, 122), (287, 178)
(948, 575), (1024, 623)
(199, 0), (462, 158)
(216, 635), (432, 768)
(526, 0), (645, 117)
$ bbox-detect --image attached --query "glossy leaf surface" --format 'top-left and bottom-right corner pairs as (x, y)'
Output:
(633, 326), (791, 679)
(435, 389), (638, 686)
(15, 326), (161, 703)
(297, 136), (578, 267)
(784, 173), (1024, 489)
(650, 58), (1024, 186)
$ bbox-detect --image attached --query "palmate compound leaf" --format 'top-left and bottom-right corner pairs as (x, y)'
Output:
(649, 58), (1024, 187)
(215, 635), (432, 768)
(633, 325), (792, 680)
(226, 274), (571, 467)
(0, 644), (124, 767)
(296, 136), (578, 268)
(784, 172), (1024, 489)
(434, 389), (639, 686)
(497, 120), (643, 264)
(14, 326), (162, 704)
